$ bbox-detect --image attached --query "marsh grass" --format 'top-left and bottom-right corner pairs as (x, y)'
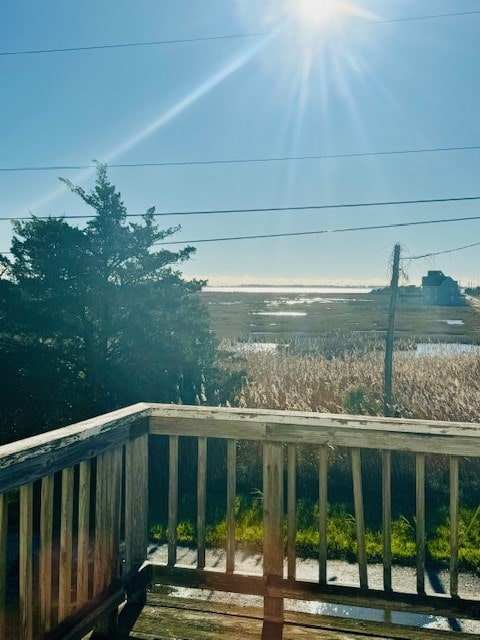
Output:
(229, 345), (480, 422)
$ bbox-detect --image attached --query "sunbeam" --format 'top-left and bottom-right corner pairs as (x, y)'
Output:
(24, 34), (274, 215)
(103, 37), (273, 164)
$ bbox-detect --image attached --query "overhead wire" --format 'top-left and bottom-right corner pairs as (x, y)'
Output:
(154, 214), (480, 245)
(1, 144), (480, 173)
(407, 241), (480, 261)
(1, 10), (479, 58)
(2, 212), (480, 254)
(2, 195), (480, 222)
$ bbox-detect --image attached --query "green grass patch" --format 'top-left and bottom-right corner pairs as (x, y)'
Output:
(150, 501), (480, 574)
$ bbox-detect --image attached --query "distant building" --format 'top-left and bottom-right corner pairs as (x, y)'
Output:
(421, 270), (466, 306)
(398, 285), (422, 304)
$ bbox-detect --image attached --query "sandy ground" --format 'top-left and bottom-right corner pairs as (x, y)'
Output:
(148, 544), (480, 634)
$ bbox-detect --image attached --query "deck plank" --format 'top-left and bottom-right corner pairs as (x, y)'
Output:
(117, 602), (378, 640)
(109, 594), (480, 640)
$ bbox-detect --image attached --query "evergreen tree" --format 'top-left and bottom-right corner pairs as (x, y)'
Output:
(0, 166), (217, 442)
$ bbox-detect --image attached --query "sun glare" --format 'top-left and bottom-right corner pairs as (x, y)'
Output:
(290, 0), (344, 27)
(285, 0), (376, 28)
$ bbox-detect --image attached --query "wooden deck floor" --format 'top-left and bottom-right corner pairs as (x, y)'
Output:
(107, 593), (480, 640)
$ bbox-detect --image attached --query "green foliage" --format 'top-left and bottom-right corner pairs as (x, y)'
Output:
(206, 497), (264, 550)
(150, 521), (195, 546)
(150, 504), (480, 574)
(150, 523), (166, 541)
(428, 507), (480, 571)
(295, 507), (357, 561)
(150, 503), (460, 570)
(176, 521), (196, 546)
(390, 516), (416, 563)
(206, 520), (227, 548)
(0, 165), (219, 442)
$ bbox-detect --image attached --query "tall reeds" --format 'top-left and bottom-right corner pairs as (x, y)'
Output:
(231, 346), (480, 422)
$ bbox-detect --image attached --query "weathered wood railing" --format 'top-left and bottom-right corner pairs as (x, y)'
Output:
(2, 403), (480, 639)
(0, 404), (150, 640)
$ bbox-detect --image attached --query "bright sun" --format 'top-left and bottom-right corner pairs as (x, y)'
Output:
(289, 0), (346, 26)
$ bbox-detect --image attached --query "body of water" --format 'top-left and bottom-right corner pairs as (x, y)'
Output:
(415, 343), (480, 357)
(252, 311), (307, 317)
(203, 286), (373, 294)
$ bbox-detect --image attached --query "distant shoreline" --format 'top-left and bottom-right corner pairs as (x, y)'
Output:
(202, 285), (374, 294)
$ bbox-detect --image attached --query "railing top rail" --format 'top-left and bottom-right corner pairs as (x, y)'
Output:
(149, 404), (480, 456)
(2, 402), (480, 493)
(0, 403), (150, 493)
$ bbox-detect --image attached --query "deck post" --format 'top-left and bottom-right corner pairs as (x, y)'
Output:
(262, 441), (284, 639)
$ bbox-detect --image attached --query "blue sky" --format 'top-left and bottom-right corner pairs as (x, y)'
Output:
(1, 0), (480, 286)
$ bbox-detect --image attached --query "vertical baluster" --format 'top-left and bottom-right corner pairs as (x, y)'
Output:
(125, 430), (148, 604)
(19, 483), (33, 640)
(450, 456), (460, 598)
(416, 453), (426, 595)
(351, 449), (368, 590)
(102, 448), (121, 584)
(39, 475), (54, 632)
(91, 448), (123, 638)
(76, 460), (91, 608)
(318, 446), (328, 587)
(110, 447), (123, 583)
(58, 467), (74, 621)
(226, 439), (236, 573)
(168, 435), (179, 567)
(197, 437), (207, 569)
(382, 451), (392, 592)
(94, 453), (107, 596)
(94, 448), (123, 637)
(262, 442), (284, 638)
(0, 493), (7, 639)
(287, 444), (296, 581)
(101, 451), (112, 591)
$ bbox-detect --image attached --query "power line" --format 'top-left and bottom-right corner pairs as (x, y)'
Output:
(3, 213), (478, 254)
(371, 9), (480, 25)
(154, 214), (480, 245)
(1, 10), (479, 58)
(0, 31), (276, 58)
(408, 241), (480, 261)
(1, 144), (480, 173)
(2, 195), (480, 222)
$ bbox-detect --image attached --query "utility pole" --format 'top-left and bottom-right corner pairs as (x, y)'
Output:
(384, 244), (401, 417)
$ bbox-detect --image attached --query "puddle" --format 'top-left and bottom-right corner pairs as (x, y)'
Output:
(148, 545), (480, 634)
(252, 311), (307, 317)
(233, 342), (279, 353)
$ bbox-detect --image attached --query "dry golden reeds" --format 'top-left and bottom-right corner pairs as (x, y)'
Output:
(232, 347), (480, 422)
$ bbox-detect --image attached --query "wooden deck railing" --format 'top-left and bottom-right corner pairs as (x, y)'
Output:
(1, 403), (480, 639)
(0, 404), (150, 640)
